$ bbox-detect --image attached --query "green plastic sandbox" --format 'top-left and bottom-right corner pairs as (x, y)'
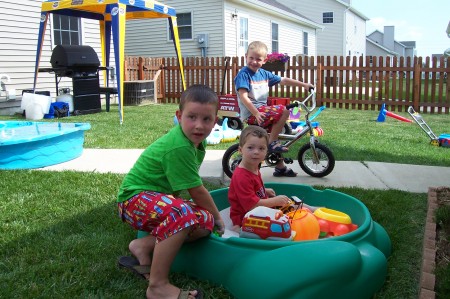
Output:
(142, 183), (392, 299)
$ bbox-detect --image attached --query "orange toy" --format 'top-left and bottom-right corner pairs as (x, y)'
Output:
(313, 208), (358, 238)
(287, 209), (320, 241)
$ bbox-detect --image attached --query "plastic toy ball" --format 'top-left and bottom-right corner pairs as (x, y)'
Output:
(287, 209), (320, 241)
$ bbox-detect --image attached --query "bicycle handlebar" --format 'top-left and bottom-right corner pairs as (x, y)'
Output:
(286, 87), (316, 113)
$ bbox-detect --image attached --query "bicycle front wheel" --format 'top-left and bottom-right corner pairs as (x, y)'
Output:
(297, 143), (335, 177)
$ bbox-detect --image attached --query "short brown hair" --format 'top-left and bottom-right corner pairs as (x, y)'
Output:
(179, 84), (218, 112)
(239, 125), (269, 147)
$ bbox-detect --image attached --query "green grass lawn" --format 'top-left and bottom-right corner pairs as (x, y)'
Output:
(1, 103), (448, 298)
(0, 171), (426, 299)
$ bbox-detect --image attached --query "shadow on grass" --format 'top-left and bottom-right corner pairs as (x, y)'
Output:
(0, 171), (231, 299)
(0, 200), (145, 298)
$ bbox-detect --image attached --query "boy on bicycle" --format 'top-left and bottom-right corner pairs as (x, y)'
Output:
(235, 40), (314, 177)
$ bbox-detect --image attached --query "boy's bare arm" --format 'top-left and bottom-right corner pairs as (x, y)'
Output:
(255, 195), (290, 208)
(280, 77), (314, 89)
(238, 89), (264, 124)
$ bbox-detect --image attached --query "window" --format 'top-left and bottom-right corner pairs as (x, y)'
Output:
(271, 22), (279, 53)
(169, 12), (192, 40)
(323, 12), (333, 24)
(270, 223), (282, 233)
(238, 17), (248, 56)
(53, 14), (81, 45)
(303, 32), (308, 55)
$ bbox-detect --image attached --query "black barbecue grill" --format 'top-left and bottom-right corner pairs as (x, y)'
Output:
(50, 45), (101, 78)
(39, 45), (104, 114)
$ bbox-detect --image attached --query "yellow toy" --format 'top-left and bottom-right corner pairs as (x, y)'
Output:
(314, 208), (358, 237)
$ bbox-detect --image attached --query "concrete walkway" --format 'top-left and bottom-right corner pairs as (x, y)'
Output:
(41, 149), (450, 193)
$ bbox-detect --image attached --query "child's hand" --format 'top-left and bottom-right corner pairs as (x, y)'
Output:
(255, 112), (264, 125)
(214, 219), (225, 236)
(266, 188), (276, 197)
(274, 195), (290, 207)
(306, 83), (315, 91)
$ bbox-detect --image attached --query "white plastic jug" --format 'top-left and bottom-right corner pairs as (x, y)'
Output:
(21, 93), (51, 120)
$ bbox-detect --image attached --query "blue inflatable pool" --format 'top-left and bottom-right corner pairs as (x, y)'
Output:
(0, 121), (90, 169)
(169, 184), (392, 299)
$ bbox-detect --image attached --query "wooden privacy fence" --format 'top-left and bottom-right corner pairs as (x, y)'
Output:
(124, 57), (165, 99)
(125, 55), (450, 113)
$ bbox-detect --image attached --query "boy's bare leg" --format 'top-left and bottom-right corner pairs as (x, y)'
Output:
(268, 108), (290, 145)
(146, 228), (202, 299)
(129, 235), (156, 267)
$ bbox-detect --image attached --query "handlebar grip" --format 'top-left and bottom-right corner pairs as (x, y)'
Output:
(286, 87), (315, 110)
(286, 102), (299, 110)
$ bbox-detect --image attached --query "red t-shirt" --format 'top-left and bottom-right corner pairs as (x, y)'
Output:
(228, 167), (268, 226)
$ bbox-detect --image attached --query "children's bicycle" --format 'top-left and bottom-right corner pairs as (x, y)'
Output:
(222, 89), (335, 178)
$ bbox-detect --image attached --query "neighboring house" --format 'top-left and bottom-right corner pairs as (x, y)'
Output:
(0, 0), (106, 100)
(125, 0), (322, 58)
(366, 26), (417, 62)
(281, 0), (369, 57)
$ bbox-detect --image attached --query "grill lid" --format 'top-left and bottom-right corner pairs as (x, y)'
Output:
(50, 45), (100, 69)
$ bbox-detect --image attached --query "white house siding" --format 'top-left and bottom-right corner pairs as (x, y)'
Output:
(224, 5), (239, 56)
(0, 0), (53, 96)
(126, 1), (318, 59)
(282, 0), (369, 57)
(282, 0), (346, 57)
(0, 0), (108, 99)
(125, 0), (224, 57)
(223, 1), (316, 58)
(368, 31), (383, 45)
(366, 42), (391, 58)
(345, 10), (366, 58)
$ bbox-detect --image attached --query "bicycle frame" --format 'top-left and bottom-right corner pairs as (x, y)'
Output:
(277, 90), (321, 164)
(222, 88), (335, 178)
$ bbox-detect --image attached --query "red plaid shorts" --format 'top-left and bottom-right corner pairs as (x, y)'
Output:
(246, 105), (285, 129)
(118, 191), (214, 242)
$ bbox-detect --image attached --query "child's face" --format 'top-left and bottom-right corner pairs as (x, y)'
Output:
(239, 135), (268, 167)
(176, 101), (217, 147)
(245, 49), (267, 72)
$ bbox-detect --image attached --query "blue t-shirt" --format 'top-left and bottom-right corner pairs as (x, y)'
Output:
(234, 66), (281, 120)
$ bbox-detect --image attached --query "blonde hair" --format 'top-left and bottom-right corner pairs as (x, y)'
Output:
(246, 41), (268, 57)
(239, 125), (269, 147)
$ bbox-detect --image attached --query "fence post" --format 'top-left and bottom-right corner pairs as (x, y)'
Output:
(317, 61), (323, 107)
(413, 60), (421, 111)
(138, 57), (144, 80)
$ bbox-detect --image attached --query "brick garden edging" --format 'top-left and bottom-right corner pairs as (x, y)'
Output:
(419, 187), (438, 299)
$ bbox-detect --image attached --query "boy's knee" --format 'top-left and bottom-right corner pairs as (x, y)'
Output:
(280, 109), (290, 120)
(187, 228), (210, 242)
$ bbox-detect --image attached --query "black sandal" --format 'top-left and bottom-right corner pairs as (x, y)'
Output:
(273, 166), (297, 177)
(268, 141), (288, 153)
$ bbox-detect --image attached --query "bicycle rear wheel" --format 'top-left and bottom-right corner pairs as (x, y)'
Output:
(222, 143), (241, 178)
